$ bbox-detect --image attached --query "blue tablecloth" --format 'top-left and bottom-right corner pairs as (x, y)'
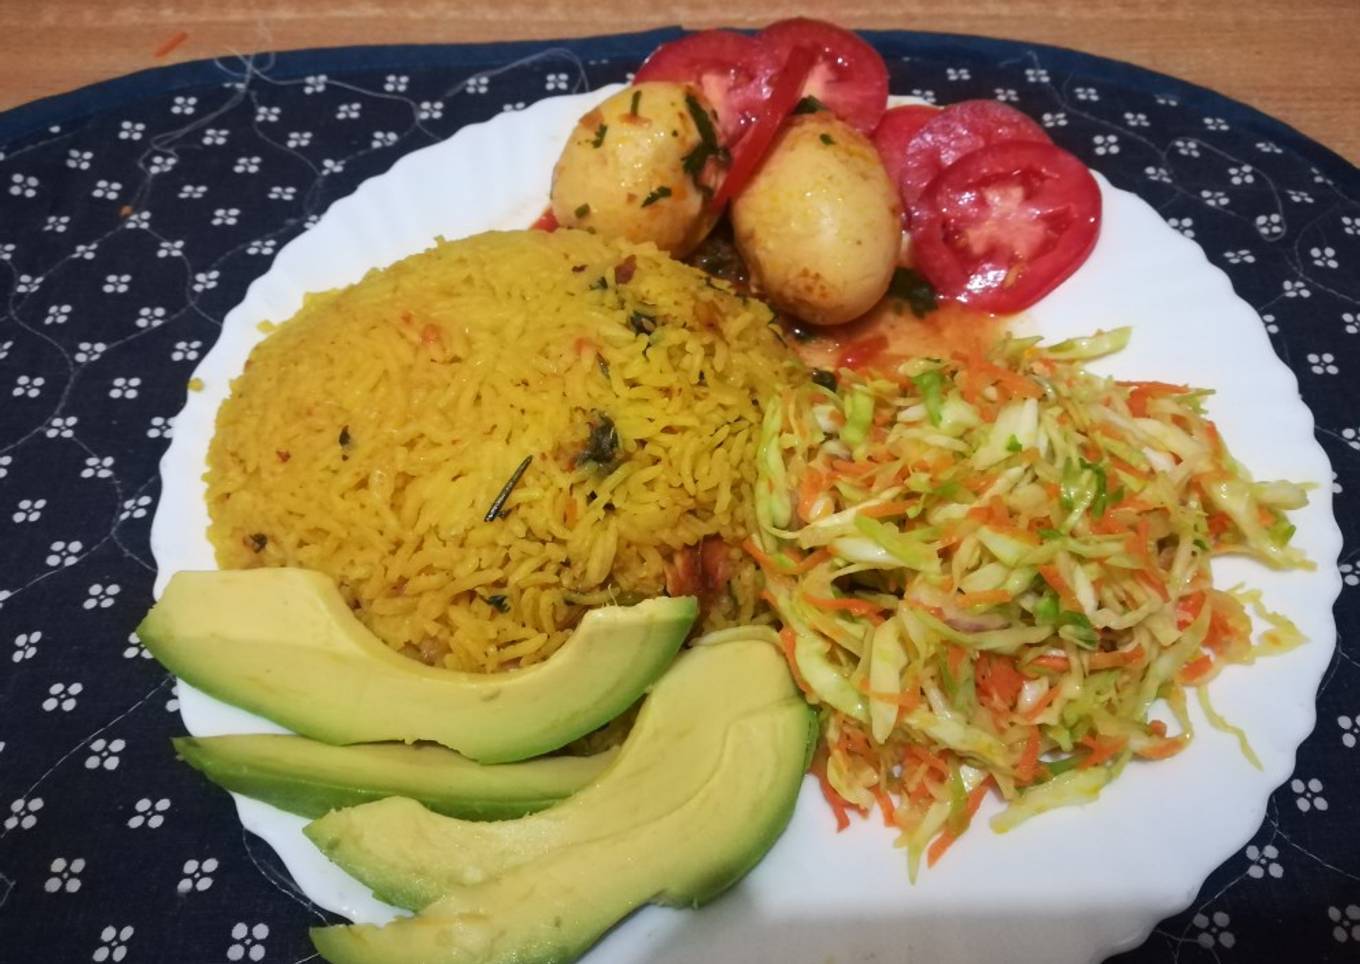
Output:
(0, 28), (1357, 963)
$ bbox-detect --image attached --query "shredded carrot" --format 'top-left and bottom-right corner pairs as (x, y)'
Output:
(946, 644), (968, 679)
(804, 595), (888, 617)
(1078, 733), (1127, 768)
(742, 537), (779, 573)
(813, 761), (852, 832)
(1176, 590), (1207, 630)
(1147, 720), (1168, 738)
(153, 30), (189, 58)
(926, 780), (991, 867)
(1015, 727), (1042, 784)
(1123, 380), (1189, 417)
(778, 629), (814, 697)
(1038, 564), (1080, 611)
(1124, 517), (1154, 568)
(976, 654), (1024, 708)
(871, 785), (896, 827)
(1087, 646), (1145, 671)
(955, 588), (1013, 608)
(830, 458), (878, 477)
(1022, 685), (1060, 721)
(1136, 737), (1188, 760)
(796, 467), (827, 522)
(855, 676), (922, 709)
(1029, 654), (1071, 673)
(1134, 568), (1170, 602)
(905, 743), (950, 778)
(787, 547), (832, 575)
(1177, 653), (1215, 684)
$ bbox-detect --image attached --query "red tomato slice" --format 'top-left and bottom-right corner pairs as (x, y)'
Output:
(711, 45), (815, 207)
(897, 100), (1051, 208)
(871, 105), (939, 200)
(758, 18), (889, 133)
(634, 30), (779, 143)
(909, 141), (1102, 314)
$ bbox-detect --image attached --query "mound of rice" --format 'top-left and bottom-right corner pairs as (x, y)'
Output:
(206, 229), (799, 672)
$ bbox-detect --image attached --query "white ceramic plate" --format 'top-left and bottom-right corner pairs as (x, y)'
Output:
(151, 88), (1342, 964)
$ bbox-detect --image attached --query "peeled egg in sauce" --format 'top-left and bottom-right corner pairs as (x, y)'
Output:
(550, 82), (721, 256)
(731, 113), (901, 326)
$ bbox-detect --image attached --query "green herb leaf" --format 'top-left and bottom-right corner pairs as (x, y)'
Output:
(591, 124), (608, 148)
(576, 414), (620, 468)
(793, 95), (827, 115)
(574, 202), (591, 218)
(1193, 538), (1210, 551)
(628, 310), (657, 336)
(888, 267), (939, 319)
(1038, 528), (1064, 542)
(912, 369), (946, 427)
(640, 185), (672, 207)
(484, 455), (534, 521)
(681, 93), (725, 184)
(819, 133), (836, 146)
(1006, 434), (1022, 453)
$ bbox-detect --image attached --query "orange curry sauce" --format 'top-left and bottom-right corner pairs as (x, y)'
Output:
(786, 298), (1010, 373)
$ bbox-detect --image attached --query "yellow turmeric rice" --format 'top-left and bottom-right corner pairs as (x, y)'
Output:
(205, 229), (798, 672)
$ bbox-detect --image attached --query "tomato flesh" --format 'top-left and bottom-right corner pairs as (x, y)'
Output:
(896, 100), (1050, 208)
(758, 18), (889, 133)
(871, 104), (939, 206)
(909, 141), (1101, 313)
(634, 30), (779, 143)
(711, 45), (815, 207)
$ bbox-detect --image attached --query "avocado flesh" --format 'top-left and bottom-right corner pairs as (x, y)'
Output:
(173, 734), (617, 820)
(310, 699), (816, 964)
(138, 569), (695, 763)
(304, 639), (798, 911)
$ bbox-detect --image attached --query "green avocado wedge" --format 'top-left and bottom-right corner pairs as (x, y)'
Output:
(138, 569), (695, 763)
(173, 735), (618, 821)
(310, 698), (816, 964)
(303, 639), (800, 911)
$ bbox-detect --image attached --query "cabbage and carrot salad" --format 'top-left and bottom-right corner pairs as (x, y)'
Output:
(747, 328), (1311, 877)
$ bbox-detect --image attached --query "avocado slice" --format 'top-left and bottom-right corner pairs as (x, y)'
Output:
(173, 734), (617, 820)
(138, 569), (694, 763)
(310, 698), (816, 964)
(304, 639), (798, 911)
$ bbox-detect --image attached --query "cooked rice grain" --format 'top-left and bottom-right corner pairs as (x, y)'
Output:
(206, 229), (797, 671)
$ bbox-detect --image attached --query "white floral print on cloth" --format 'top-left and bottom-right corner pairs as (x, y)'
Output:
(0, 32), (1355, 964)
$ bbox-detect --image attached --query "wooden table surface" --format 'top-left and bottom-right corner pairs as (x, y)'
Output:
(1, 0), (1356, 163)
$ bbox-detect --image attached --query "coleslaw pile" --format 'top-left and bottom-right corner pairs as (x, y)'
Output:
(747, 328), (1311, 876)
